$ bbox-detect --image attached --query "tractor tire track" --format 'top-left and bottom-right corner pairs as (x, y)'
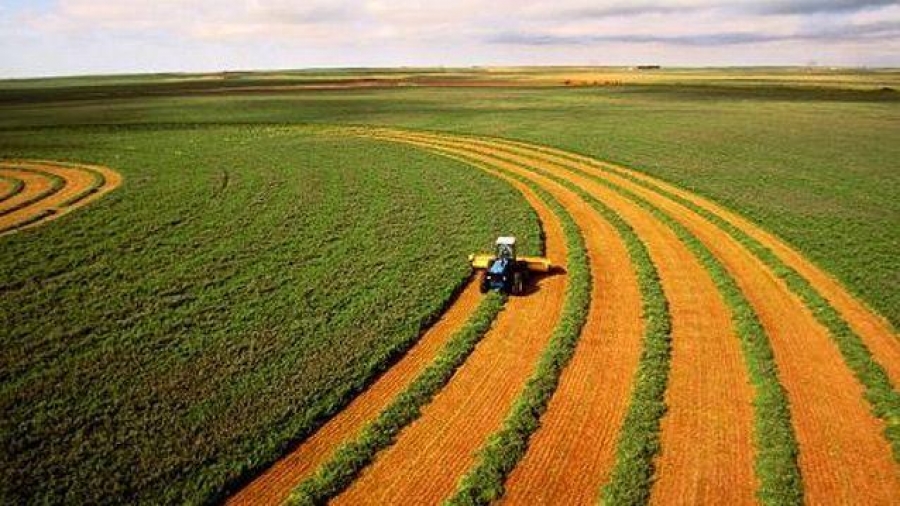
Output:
(332, 153), (569, 506)
(430, 133), (900, 503)
(227, 280), (484, 506)
(381, 131), (756, 505)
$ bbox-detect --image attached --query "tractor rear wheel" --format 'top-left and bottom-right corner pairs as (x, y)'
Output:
(512, 271), (525, 295)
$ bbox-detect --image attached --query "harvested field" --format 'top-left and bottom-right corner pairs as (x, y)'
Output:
(251, 127), (898, 505)
(0, 160), (120, 235)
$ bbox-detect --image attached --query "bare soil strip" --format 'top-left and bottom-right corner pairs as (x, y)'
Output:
(454, 135), (900, 503)
(0, 161), (121, 236)
(388, 131), (756, 505)
(498, 140), (900, 387)
(228, 281), (484, 506)
(332, 156), (569, 506)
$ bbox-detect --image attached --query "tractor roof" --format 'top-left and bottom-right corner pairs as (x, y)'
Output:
(496, 236), (516, 246)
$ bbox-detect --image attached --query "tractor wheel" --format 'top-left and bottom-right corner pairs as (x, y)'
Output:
(512, 271), (525, 295)
(479, 274), (490, 293)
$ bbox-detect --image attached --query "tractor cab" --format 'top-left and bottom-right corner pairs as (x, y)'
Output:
(495, 236), (516, 260)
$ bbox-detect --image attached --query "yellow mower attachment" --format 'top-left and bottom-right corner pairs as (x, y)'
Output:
(469, 253), (552, 273)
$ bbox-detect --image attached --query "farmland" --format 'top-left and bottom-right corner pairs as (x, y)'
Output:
(1, 67), (898, 504)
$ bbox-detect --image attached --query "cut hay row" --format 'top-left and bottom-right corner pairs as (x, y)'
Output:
(382, 130), (756, 504)
(0, 161), (121, 236)
(0, 166), (65, 218)
(446, 133), (899, 502)
(287, 291), (506, 505)
(329, 149), (570, 505)
(0, 175), (25, 203)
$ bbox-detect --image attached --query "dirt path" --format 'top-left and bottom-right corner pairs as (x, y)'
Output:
(0, 160), (121, 235)
(386, 131), (757, 505)
(452, 135), (900, 503)
(226, 281), (483, 505)
(332, 157), (569, 505)
(498, 140), (900, 388)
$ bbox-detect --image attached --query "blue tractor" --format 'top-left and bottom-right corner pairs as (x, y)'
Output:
(470, 237), (551, 295)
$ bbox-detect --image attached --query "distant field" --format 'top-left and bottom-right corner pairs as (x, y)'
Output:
(2, 68), (896, 325)
(1, 67), (898, 504)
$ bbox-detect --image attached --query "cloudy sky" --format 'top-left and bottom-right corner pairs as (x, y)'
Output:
(1, 0), (898, 78)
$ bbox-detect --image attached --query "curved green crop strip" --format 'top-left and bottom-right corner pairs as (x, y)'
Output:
(506, 140), (900, 462)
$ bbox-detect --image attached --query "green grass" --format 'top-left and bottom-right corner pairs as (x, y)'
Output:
(1, 69), (896, 503)
(1, 77), (894, 327)
(288, 291), (506, 506)
(0, 126), (540, 504)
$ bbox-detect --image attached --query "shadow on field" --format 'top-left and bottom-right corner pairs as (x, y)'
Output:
(520, 265), (566, 297)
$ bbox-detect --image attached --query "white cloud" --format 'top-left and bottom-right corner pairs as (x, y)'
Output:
(1, 0), (898, 77)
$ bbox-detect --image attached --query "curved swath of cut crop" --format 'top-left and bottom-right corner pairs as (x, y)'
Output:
(330, 146), (570, 505)
(406, 130), (898, 503)
(0, 160), (121, 235)
(376, 130), (756, 505)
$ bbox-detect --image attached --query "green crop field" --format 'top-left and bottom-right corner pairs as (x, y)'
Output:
(1, 67), (898, 504)
(0, 125), (540, 503)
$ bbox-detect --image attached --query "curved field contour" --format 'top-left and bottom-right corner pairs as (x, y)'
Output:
(0, 160), (121, 235)
(228, 128), (898, 505)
